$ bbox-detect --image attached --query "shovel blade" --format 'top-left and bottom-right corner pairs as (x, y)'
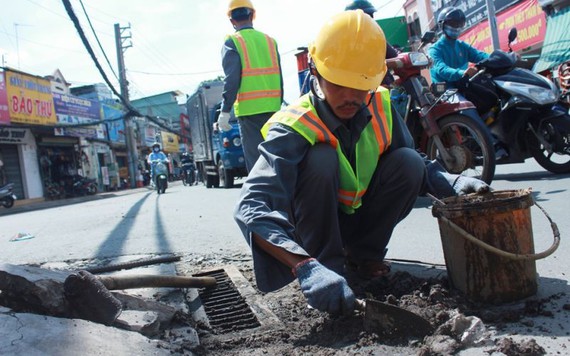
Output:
(363, 299), (433, 338)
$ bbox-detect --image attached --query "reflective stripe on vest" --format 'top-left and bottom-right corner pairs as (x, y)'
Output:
(230, 29), (282, 116)
(262, 88), (393, 214)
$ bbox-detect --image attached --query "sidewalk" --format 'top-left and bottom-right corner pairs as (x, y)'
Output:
(0, 186), (153, 217)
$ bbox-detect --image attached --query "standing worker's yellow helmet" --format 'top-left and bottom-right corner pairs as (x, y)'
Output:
(227, 0), (256, 19)
(309, 10), (387, 91)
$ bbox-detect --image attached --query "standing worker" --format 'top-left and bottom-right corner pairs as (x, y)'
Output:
(217, 0), (284, 173)
(234, 10), (489, 315)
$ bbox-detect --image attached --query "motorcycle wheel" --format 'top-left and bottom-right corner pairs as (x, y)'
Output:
(426, 114), (496, 184)
(2, 197), (14, 208)
(528, 117), (570, 173)
(182, 172), (188, 186)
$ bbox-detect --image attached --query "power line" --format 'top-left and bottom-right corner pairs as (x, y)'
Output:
(61, 0), (190, 142)
(78, 0), (119, 82)
(129, 68), (222, 76)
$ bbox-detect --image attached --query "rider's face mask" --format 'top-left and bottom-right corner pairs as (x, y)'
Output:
(153, 147), (160, 152)
(443, 24), (462, 39)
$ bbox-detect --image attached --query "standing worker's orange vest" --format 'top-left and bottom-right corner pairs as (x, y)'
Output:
(229, 29), (282, 116)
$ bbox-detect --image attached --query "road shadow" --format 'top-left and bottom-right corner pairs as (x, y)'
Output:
(153, 194), (174, 254)
(494, 169), (570, 183)
(94, 192), (153, 258)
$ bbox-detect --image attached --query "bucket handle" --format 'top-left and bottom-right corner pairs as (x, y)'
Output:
(439, 200), (560, 261)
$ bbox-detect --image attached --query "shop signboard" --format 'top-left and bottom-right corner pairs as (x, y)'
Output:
(4, 69), (57, 125)
(160, 131), (179, 153)
(0, 72), (9, 124)
(459, 0), (546, 53)
(102, 102), (126, 143)
(53, 93), (103, 139)
(145, 126), (159, 147)
(53, 93), (100, 122)
(0, 127), (28, 144)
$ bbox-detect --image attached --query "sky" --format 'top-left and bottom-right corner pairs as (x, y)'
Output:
(1, 0), (405, 105)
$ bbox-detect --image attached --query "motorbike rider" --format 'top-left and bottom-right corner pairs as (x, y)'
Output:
(180, 152), (196, 184)
(234, 10), (490, 315)
(429, 7), (507, 160)
(147, 143), (168, 186)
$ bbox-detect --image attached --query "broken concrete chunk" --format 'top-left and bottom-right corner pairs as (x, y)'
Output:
(0, 263), (69, 316)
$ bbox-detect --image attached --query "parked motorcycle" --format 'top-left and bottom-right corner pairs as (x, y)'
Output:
(0, 183), (17, 208)
(152, 160), (169, 194)
(459, 28), (570, 174)
(69, 174), (98, 196)
(387, 31), (496, 183)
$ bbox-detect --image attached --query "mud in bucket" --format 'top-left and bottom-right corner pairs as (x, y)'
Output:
(432, 189), (560, 304)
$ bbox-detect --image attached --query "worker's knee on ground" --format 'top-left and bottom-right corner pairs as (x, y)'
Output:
(381, 148), (425, 190)
(300, 143), (338, 181)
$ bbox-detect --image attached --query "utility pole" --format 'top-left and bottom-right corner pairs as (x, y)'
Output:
(485, 0), (500, 51)
(114, 23), (138, 189)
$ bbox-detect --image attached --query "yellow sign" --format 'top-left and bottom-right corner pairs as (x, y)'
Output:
(161, 131), (179, 153)
(5, 70), (57, 125)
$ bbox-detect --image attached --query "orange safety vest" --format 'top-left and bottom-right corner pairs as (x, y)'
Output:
(229, 29), (282, 116)
(262, 88), (393, 214)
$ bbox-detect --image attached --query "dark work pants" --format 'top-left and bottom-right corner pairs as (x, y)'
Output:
(238, 112), (275, 173)
(293, 144), (425, 275)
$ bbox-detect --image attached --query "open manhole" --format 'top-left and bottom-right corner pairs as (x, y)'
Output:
(191, 265), (279, 336)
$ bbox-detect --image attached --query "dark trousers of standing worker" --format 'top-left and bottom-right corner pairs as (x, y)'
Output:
(238, 112), (275, 173)
(293, 144), (425, 276)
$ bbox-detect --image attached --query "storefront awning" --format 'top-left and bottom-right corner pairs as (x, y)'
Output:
(533, 7), (570, 73)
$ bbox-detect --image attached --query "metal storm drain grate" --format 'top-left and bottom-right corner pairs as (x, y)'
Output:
(194, 268), (261, 334)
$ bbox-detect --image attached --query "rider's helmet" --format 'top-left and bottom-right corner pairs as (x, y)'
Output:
(227, 0), (256, 20)
(437, 7), (466, 39)
(309, 10), (386, 91)
(344, 0), (376, 17)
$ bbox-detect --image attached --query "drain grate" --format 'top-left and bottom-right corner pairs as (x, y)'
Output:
(194, 269), (261, 334)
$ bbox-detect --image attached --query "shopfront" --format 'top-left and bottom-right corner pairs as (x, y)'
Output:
(0, 127), (42, 200)
(36, 135), (81, 199)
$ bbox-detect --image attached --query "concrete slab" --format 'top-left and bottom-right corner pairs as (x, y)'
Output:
(0, 311), (171, 355)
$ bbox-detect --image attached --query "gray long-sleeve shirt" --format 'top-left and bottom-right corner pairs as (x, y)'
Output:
(234, 93), (431, 292)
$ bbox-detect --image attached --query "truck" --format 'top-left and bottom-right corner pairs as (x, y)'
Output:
(186, 80), (247, 189)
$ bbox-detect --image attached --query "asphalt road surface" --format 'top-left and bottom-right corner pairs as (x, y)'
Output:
(1, 159), (568, 287)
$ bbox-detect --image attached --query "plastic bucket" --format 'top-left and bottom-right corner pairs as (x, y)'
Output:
(432, 189), (560, 304)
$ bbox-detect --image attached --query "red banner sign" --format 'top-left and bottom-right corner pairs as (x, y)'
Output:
(459, 0), (546, 53)
(0, 72), (9, 124)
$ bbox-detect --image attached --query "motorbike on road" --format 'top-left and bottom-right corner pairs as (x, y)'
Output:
(152, 160), (169, 194)
(0, 183), (17, 208)
(458, 28), (570, 174)
(387, 31), (496, 183)
(181, 162), (196, 186)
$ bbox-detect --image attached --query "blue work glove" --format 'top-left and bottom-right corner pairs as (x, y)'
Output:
(294, 258), (355, 315)
(426, 160), (490, 198)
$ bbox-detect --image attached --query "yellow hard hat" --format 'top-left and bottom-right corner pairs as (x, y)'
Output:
(227, 0), (256, 19)
(309, 10), (387, 91)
